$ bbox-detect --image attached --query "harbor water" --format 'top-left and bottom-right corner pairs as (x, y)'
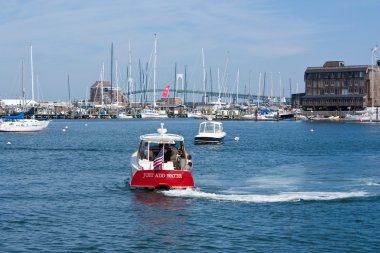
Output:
(1, 119), (379, 252)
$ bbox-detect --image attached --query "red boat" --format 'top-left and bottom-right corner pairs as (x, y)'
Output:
(130, 123), (194, 190)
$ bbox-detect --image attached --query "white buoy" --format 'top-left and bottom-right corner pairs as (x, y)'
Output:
(6, 141), (11, 145)
(234, 136), (240, 141)
(310, 129), (314, 132)
(84, 123), (88, 126)
(62, 129), (66, 132)
(65, 125), (68, 129)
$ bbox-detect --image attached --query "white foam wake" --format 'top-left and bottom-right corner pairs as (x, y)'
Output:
(162, 188), (368, 203)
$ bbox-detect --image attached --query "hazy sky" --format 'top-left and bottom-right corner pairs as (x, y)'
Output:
(0, 0), (379, 102)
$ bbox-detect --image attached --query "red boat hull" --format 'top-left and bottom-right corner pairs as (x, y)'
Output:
(130, 170), (195, 190)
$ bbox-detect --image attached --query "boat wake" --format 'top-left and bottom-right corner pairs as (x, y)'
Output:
(161, 188), (369, 203)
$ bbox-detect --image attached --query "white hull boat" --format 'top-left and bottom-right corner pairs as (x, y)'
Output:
(194, 120), (226, 144)
(140, 109), (168, 119)
(0, 118), (50, 132)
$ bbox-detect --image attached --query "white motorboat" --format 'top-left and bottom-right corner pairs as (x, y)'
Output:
(194, 120), (226, 144)
(129, 123), (194, 190)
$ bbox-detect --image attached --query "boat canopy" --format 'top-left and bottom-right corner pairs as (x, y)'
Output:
(2, 112), (24, 119)
(140, 133), (184, 144)
(199, 121), (223, 133)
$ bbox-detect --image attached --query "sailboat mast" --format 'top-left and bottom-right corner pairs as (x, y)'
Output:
(145, 62), (148, 105)
(21, 60), (25, 110)
(258, 72), (261, 107)
(116, 60), (119, 105)
(30, 45), (34, 103)
(153, 34), (157, 107)
(279, 72), (282, 104)
(110, 42), (114, 104)
(270, 72), (273, 102)
(202, 48), (206, 103)
(262, 72), (266, 100)
(210, 67), (213, 102)
(128, 40), (135, 104)
(101, 63), (104, 107)
(217, 68), (220, 98)
(37, 75), (40, 102)
(289, 78), (292, 103)
(139, 58), (142, 104)
(184, 65), (187, 104)
(67, 75), (71, 108)
(174, 63), (177, 99)
(236, 68), (239, 105)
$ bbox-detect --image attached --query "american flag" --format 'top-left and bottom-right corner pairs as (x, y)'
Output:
(153, 148), (164, 170)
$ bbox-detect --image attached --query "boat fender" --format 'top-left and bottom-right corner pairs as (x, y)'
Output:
(187, 154), (192, 160)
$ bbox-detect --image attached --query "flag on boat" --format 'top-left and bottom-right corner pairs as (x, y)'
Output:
(162, 84), (170, 98)
(153, 148), (164, 170)
(371, 45), (378, 54)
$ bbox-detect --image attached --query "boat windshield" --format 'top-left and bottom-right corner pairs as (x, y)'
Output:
(200, 122), (222, 133)
(138, 140), (186, 161)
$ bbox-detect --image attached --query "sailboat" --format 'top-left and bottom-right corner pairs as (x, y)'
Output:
(0, 46), (50, 132)
(140, 34), (168, 119)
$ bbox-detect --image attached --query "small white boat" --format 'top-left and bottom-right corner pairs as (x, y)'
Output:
(187, 109), (204, 119)
(194, 120), (226, 144)
(117, 112), (133, 119)
(140, 108), (168, 119)
(344, 113), (371, 122)
(130, 123), (194, 190)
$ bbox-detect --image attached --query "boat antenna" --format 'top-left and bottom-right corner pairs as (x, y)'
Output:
(153, 33), (157, 108)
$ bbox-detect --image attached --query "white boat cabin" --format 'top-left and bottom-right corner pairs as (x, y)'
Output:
(198, 121), (224, 134)
(135, 128), (191, 171)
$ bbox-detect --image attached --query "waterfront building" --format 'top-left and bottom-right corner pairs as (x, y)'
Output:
(89, 80), (127, 105)
(157, 97), (183, 107)
(300, 61), (380, 111)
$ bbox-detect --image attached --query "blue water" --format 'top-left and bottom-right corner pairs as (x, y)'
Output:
(1, 119), (379, 252)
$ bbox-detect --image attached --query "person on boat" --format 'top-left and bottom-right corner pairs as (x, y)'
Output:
(143, 142), (154, 161)
(169, 144), (178, 162)
(163, 145), (172, 163)
(171, 145), (182, 170)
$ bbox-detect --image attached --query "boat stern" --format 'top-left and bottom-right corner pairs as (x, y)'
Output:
(130, 170), (195, 190)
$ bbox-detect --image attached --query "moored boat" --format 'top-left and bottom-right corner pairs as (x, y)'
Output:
(194, 120), (226, 144)
(0, 112), (50, 132)
(130, 123), (194, 190)
(117, 112), (133, 119)
(139, 108), (168, 118)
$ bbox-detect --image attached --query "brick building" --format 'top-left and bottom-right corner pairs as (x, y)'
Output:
(89, 80), (127, 105)
(300, 61), (380, 111)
